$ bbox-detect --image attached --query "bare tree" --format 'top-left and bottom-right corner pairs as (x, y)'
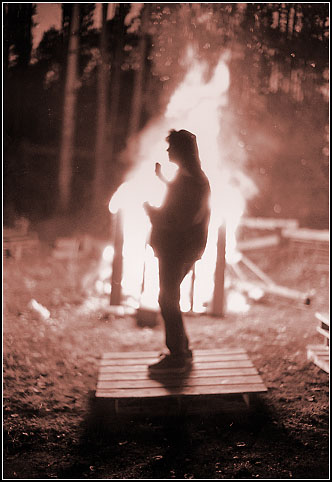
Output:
(107, 4), (127, 161)
(92, 3), (109, 210)
(127, 4), (149, 138)
(58, 3), (80, 213)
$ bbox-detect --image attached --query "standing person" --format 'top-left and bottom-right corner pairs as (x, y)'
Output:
(143, 129), (211, 374)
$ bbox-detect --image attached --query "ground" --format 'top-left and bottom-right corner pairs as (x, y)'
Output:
(3, 237), (329, 479)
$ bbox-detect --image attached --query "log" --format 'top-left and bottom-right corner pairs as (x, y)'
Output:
(282, 228), (329, 242)
(240, 254), (276, 286)
(211, 224), (226, 316)
(110, 211), (124, 306)
(236, 234), (280, 251)
(233, 279), (315, 304)
(240, 217), (299, 230)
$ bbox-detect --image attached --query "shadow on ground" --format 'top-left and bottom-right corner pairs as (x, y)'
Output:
(55, 390), (328, 479)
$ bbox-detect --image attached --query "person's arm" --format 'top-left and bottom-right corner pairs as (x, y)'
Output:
(143, 163), (169, 227)
(143, 203), (167, 231)
(143, 202), (158, 222)
(155, 162), (169, 185)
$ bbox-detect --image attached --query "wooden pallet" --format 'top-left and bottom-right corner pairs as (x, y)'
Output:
(95, 349), (267, 416)
(315, 312), (329, 346)
(3, 232), (39, 260)
(307, 344), (329, 374)
(306, 312), (329, 374)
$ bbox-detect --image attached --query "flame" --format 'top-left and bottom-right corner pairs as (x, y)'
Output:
(109, 51), (256, 313)
(94, 244), (114, 295)
(227, 290), (250, 314)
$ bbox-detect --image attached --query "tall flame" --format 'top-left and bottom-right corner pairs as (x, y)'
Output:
(109, 51), (257, 313)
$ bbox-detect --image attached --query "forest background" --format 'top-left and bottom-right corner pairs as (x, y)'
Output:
(3, 3), (329, 233)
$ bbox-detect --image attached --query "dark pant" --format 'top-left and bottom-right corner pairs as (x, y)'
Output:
(158, 255), (194, 356)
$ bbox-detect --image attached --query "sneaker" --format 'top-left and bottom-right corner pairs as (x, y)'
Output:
(148, 351), (193, 375)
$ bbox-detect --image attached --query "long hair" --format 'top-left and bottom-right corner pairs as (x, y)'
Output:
(166, 129), (202, 174)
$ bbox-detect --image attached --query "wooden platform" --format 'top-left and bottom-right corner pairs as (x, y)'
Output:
(3, 232), (39, 260)
(307, 344), (329, 374)
(95, 349), (267, 416)
(306, 312), (329, 374)
(315, 312), (329, 346)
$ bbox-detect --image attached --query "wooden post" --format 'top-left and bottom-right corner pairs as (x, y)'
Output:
(211, 224), (226, 317)
(190, 265), (196, 312)
(110, 211), (123, 306)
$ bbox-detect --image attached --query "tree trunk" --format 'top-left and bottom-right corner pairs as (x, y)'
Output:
(127, 5), (149, 138)
(58, 3), (80, 213)
(107, 4), (127, 160)
(3, 4), (10, 73)
(92, 3), (109, 210)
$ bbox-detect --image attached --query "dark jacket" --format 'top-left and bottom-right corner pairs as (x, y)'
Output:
(148, 169), (211, 262)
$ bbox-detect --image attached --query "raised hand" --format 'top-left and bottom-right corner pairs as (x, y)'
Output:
(155, 162), (162, 177)
(155, 162), (168, 184)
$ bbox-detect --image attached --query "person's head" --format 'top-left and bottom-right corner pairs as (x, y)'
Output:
(166, 129), (201, 172)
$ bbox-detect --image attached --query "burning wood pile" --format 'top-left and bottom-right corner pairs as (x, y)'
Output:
(99, 53), (321, 320)
(228, 217), (318, 306)
(102, 212), (318, 324)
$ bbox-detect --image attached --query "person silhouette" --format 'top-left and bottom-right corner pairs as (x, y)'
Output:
(144, 129), (211, 373)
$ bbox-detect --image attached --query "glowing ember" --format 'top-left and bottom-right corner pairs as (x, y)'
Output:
(248, 286), (265, 301)
(109, 50), (257, 313)
(226, 290), (250, 314)
(102, 245), (114, 262)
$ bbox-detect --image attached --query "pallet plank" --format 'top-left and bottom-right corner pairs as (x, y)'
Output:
(96, 348), (267, 407)
(307, 344), (329, 374)
(98, 367), (258, 381)
(99, 360), (254, 373)
(3, 232), (39, 260)
(101, 348), (247, 359)
(100, 353), (249, 366)
(97, 375), (264, 391)
(96, 383), (267, 398)
(314, 312), (329, 327)
(316, 326), (329, 340)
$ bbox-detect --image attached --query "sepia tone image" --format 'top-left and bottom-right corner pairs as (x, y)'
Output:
(3, 3), (329, 479)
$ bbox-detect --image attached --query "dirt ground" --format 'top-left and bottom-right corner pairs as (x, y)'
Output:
(3, 238), (329, 479)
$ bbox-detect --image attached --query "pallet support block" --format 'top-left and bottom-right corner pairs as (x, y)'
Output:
(307, 344), (329, 374)
(306, 312), (329, 374)
(315, 312), (329, 346)
(95, 349), (267, 416)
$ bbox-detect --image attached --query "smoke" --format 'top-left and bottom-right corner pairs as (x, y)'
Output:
(109, 51), (259, 311)
(120, 49), (258, 210)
